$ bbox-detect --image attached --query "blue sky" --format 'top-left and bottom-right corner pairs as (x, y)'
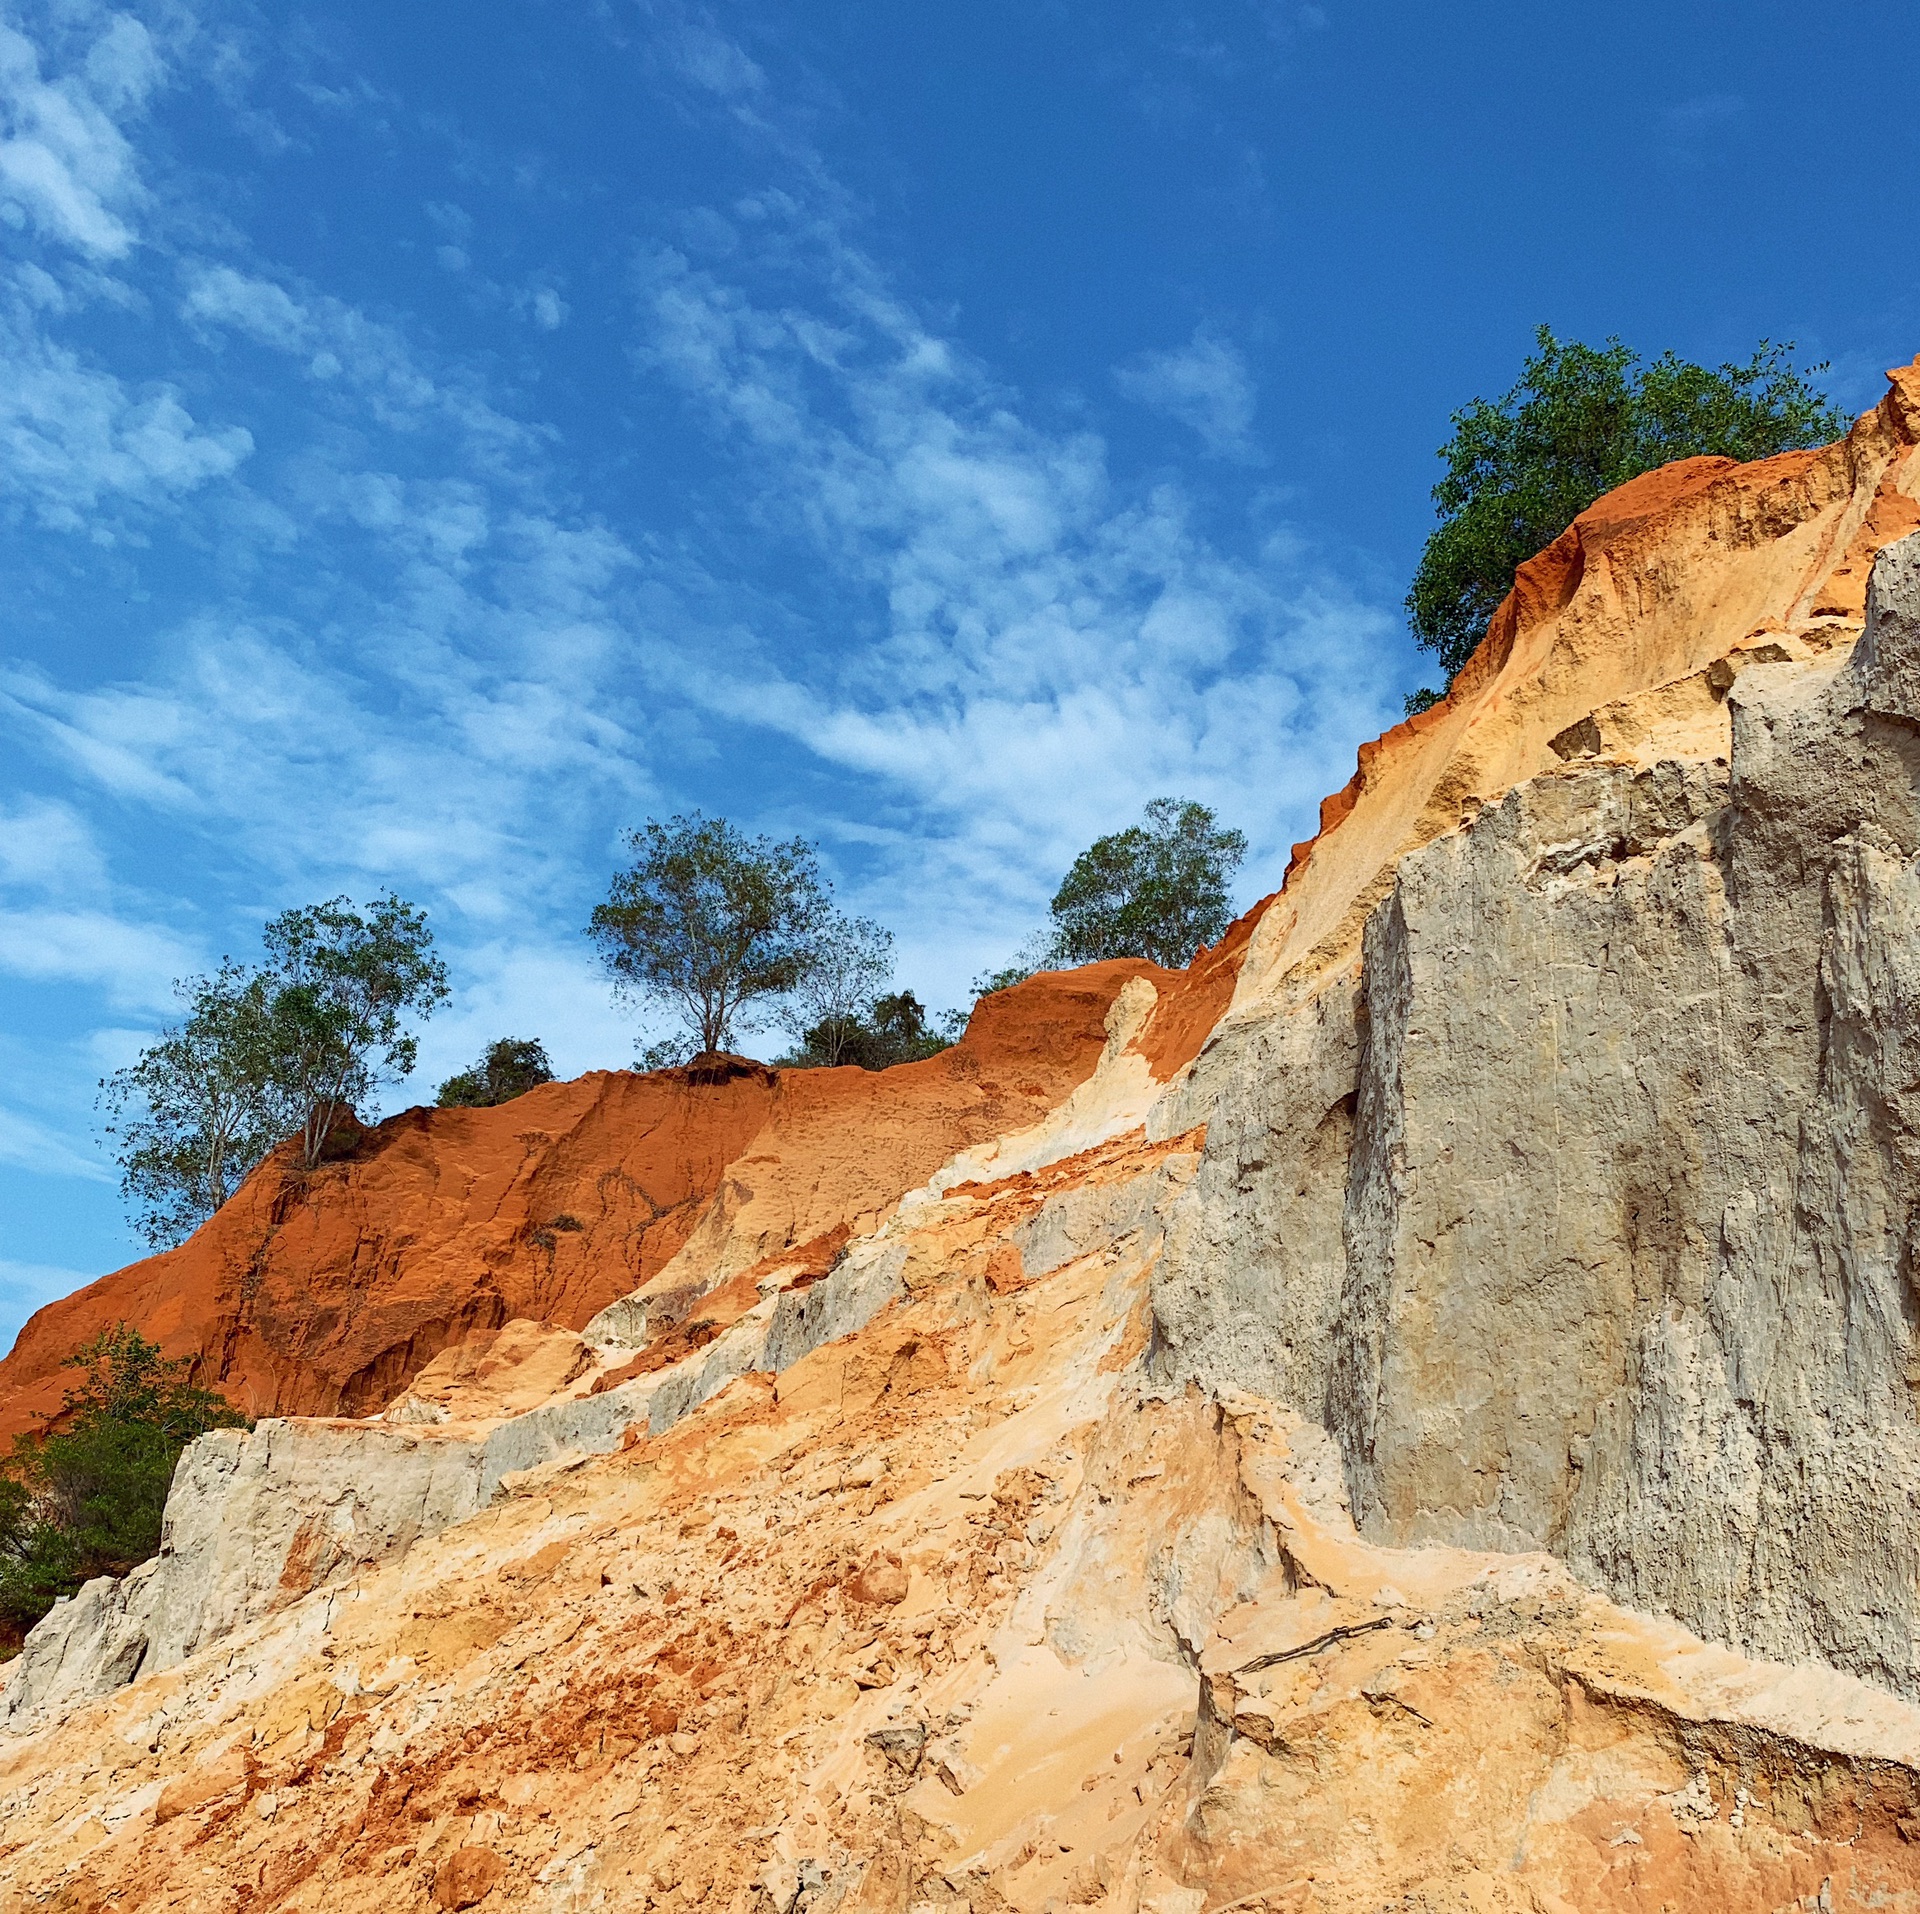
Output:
(2, 0), (1915, 1345)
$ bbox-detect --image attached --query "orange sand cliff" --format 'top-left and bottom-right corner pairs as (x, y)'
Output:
(0, 962), (1183, 1437)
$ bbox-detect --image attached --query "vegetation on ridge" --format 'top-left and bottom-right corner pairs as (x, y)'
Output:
(1405, 327), (1847, 709)
(1047, 797), (1247, 970)
(99, 895), (448, 1248)
(971, 796), (1249, 989)
(436, 1037), (556, 1108)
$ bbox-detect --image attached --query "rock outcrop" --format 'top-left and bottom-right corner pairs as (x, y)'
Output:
(0, 964), (1161, 1438)
(3, 362), (1920, 1911)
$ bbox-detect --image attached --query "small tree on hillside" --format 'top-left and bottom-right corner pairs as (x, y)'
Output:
(0, 1325), (247, 1637)
(98, 963), (298, 1248)
(1407, 328), (1846, 697)
(1048, 798), (1246, 969)
(260, 894), (449, 1167)
(436, 1037), (556, 1108)
(97, 896), (447, 1239)
(780, 915), (894, 1067)
(589, 814), (832, 1060)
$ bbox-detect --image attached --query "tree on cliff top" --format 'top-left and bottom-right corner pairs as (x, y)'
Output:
(99, 963), (297, 1248)
(1048, 797), (1246, 970)
(777, 914), (896, 1068)
(436, 1037), (556, 1108)
(98, 895), (448, 1248)
(589, 814), (832, 1060)
(0, 1326), (248, 1641)
(260, 894), (449, 1168)
(1406, 328), (1847, 700)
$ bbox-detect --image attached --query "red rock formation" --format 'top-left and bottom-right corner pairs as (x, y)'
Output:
(0, 963), (1157, 1436)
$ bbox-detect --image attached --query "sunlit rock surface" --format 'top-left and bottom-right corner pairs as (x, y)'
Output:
(4, 363), (1920, 1910)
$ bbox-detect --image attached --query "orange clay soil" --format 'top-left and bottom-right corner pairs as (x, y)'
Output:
(0, 962), (1178, 1438)
(1214, 355), (1920, 1013)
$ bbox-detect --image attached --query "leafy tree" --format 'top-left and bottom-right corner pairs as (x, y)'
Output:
(786, 990), (959, 1070)
(436, 1037), (556, 1108)
(98, 963), (297, 1248)
(1047, 797), (1247, 969)
(260, 894), (450, 1168)
(780, 915), (894, 1067)
(1407, 328), (1846, 693)
(0, 1326), (247, 1639)
(589, 814), (831, 1058)
(96, 896), (448, 1240)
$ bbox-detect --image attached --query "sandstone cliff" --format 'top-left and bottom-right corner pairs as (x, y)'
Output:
(3, 363), (1920, 1912)
(0, 965), (1168, 1439)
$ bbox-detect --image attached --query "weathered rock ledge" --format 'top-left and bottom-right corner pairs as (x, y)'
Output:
(4, 379), (1920, 1911)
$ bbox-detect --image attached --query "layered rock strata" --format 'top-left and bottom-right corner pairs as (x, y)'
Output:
(2, 365), (1920, 1911)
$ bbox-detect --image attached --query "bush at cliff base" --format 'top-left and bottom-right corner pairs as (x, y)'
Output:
(0, 1325), (248, 1648)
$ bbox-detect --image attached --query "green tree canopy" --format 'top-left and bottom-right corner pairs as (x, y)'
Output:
(589, 814), (832, 1059)
(0, 1326), (248, 1640)
(98, 962), (298, 1248)
(1407, 328), (1847, 690)
(1047, 797), (1247, 969)
(96, 895), (448, 1246)
(779, 914), (895, 1068)
(436, 1037), (556, 1108)
(261, 894), (450, 1167)
(785, 989), (958, 1071)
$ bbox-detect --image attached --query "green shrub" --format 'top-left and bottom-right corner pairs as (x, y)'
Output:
(0, 1326), (248, 1646)
(1407, 328), (1845, 692)
(783, 991), (960, 1070)
(436, 1036), (556, 1108)
(1047, 797), (1246, 969)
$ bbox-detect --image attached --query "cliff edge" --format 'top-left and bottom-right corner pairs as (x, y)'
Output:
(3, 362), (1920, 1912)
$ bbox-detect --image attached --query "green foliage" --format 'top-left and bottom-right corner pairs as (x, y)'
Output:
(98, 963), (298, 1248)
(1048, 797), (1247, 969)
(261, 894), (450, 1168)
(0, 1326), (248, 1641)
(589, 813), (832, 1058)
(436, 1037), (556, 1108)
(96, 896), (448, 1245)
(786, 991), (960, 1071)
(779, 915), (895, 1067)
(1409, 327), (1846, 680)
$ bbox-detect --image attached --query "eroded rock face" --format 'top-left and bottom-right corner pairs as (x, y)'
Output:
(0, 965), (1154, 1438)
(4, 389), (1920, 1911)
(1151, 532), (1920, 1697)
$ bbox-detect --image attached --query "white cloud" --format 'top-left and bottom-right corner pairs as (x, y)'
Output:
(1114, 328), (1261, 461)
(0, 308), (253, 528)
(0, 12), (158, 260)
(0, 794), (109, 891)
(0, 1108), (112, 1182)
(0, 1255), (110, 1352)
(0, 906), (197, 1008)
(634, 230), (1395, 959)
(182, 264), (310, 349)
(670, 24), (765, 99)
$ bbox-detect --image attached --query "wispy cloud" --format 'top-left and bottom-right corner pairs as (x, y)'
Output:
(0, 1109), (113, 1182)
(1661, 92), (1744, 152)
(0, 11), (159, 259)
(1114, 328), (1262, 461)
(631, 191), (1393, 954)
(0, 299), (253, 530)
